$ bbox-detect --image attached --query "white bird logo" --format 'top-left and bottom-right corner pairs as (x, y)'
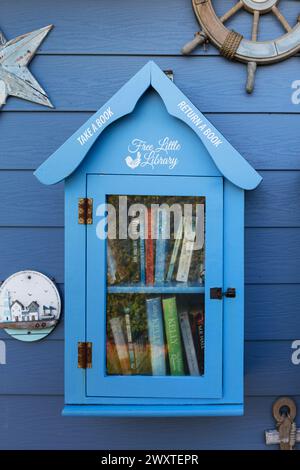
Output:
(125, 151), (142, 169)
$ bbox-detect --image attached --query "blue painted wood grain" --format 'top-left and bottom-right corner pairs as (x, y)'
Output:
(1, 227), (300, 284)
(0, 228), (64, 282)
(2, 284), (299, 342)
(2, 113), (300, 171)
(1, 0), (299, 450)
(2, 284), (300, 342)
(245, 285), (300, 341)
(0, 172), (64, 227)
(1, 396), (299, 450)
(245, 171), (300, 227)
(1, 0), (299, 55)
(2, 171), (300, 227)
(0, 340), (298, 397)
(0, 56), (299, 112)
(245, 228), (300, 283)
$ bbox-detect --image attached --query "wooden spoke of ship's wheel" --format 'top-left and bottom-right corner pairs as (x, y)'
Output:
(183, 0), (300, 67)
(220, 1), (243, 24)
(246, 10), (260, 94)
(271, 5), (292, 32)
(181, 0), (243, 54)
(251, 10), (260, 41)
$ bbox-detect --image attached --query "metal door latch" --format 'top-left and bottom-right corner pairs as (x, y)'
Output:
(210, 287), (236, 299)
(265, 397), (300, 450)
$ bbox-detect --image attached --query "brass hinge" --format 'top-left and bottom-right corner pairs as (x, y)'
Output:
(78, 198), (93, 225)
(78, 342), (92, 368)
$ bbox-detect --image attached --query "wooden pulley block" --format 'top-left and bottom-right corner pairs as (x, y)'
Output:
(265, 397), (299, 450)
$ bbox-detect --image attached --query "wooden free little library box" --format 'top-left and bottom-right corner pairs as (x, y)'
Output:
(35, 61), (262, 417)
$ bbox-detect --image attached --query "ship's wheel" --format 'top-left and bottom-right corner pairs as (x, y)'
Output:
(182, 0), (300, 93)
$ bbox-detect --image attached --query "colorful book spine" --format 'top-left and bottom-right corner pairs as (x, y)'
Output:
(106, 339), (121, 375)
(166, 216), (183, 282)
(179, 310), (200, 376)
(124, 308), (136, 371)
(146, 208), (154, 284)
(176, 216), (196, 283)
(189, 312), (197, 339)
(133, 333), (148, 374)
(110, 316), (131, 374)
(133, 339), (142, 371)
(107, 244), (117, 284)
(146, 297), (166, 375)
(155, 210), (168, 283)
(195, 203), (205, 251)
(196, 312), (205, 375)
(139, 217), (146, 284)
(162, 297), (184, 375)
(133, 239), (138, 265)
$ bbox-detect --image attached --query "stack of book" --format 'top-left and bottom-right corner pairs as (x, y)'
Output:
(108, 210), (205, 287)
(107, 296), (204, 377)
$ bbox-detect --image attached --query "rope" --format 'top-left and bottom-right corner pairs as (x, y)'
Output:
(220, 30), (243, 60)
(289, 422), (297, 449)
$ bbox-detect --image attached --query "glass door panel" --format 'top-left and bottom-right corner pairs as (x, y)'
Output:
(106, 195), (205, 377)
(107, 293), (205, 377)
(87, 175), (223, 399)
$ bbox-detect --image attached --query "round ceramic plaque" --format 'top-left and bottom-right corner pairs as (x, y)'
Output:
(0, 271), (61, 342)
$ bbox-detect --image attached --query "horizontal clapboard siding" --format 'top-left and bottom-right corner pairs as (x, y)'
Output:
(1, 0), (299, 55)
(1, 283), (300, 341)
(1, 227), (300, 284)
(0, 340), (298, 397)
(1, 56), (300, 113)
(245, 285), (300, 341)
(0, 0), (299, 451)
(2, 114), (300, 171)
(2, 171), (300, 227)
(0, 228), (64, 282)
(0, 395), (298, 450)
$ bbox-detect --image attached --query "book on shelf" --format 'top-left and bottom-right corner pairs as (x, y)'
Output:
(176, 216), (196, 283)
(107, 244), (117, 284)
(196, 311), (205, 376)
(166, 216), (183, 282)
(195, 203), (205, 251)
(146, 297), (166, 375)
(133, 333), (149, 374)
(109, 316), (131, 374)
(145, 208), (154, 285)
(124, 307), (136, 371)
(155, 209), (168, 284)
(106, 339), (121, 375)
(162, 296), (185, 375)
(132, 238), (139, 265)
(179, 310), (200, 376)
(139, 216), (146, 284)
(133, 336), (143, 372)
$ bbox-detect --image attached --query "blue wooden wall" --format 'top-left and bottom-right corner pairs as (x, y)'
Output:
(0, 0), (300, 450)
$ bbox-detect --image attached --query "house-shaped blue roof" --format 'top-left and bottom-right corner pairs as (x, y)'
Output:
(34, 61), (262, 190)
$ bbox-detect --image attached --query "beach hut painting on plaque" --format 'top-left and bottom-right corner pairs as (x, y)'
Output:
(0, 270), (61, 341)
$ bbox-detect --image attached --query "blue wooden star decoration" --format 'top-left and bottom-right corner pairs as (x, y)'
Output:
(0, 25), (53, 108)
